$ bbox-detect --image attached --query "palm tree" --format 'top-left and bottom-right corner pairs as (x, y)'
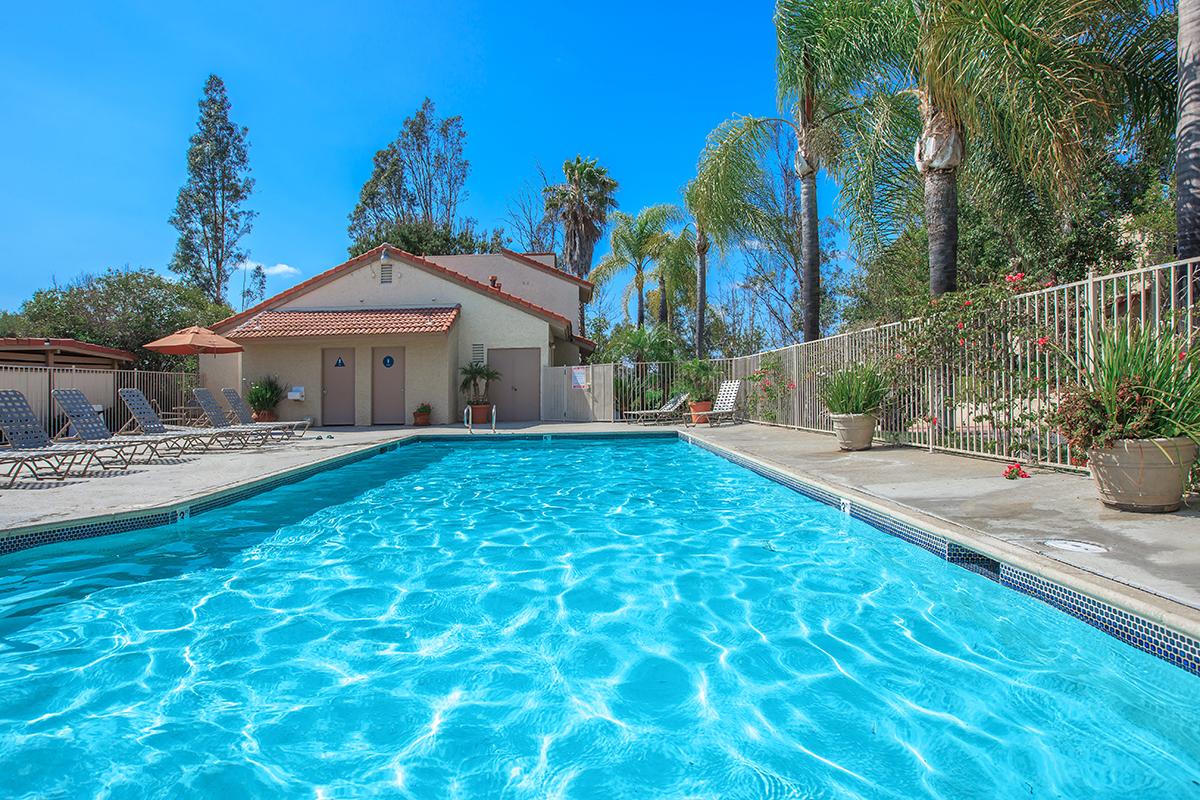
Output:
(683, 179), (747, 356)
(692, 0), (852, 342)
(648, 227), (697, 330)
(591, 204), (681, 328)
(1179, 0), (1200, 266)
(543, 156), (619, 335)
(818, 0), (1173, 296)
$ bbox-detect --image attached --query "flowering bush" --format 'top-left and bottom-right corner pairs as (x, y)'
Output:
(744, 353), (796, 422)
(1003, 462), (1031, 479)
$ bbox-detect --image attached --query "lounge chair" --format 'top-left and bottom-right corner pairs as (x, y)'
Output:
(622, 393), (689, 426)
(51, 388), (191, 462)
(0, 389), (136, 486)
(220, 387), (309, 437)
(685, 380), (741, 427)
(117, 388), (249, 451)
(191, 388), (279, 445)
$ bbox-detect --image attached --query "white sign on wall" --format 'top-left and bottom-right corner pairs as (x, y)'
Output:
(570, 366), (588, 389)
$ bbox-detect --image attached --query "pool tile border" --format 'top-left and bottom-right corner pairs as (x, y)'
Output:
(3, 429), (1197, 678)
(680, 431), (1200, 677)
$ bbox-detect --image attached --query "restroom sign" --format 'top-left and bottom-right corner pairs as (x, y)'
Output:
(382, 355), (395, 368)
(334, 356), (346, 368)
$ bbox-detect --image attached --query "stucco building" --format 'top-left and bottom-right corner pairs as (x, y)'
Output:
(201, 244), (594, 426)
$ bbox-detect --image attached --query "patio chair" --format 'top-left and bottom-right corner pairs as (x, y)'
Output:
(0, 389), (136, 486)
(220, 387), (309, 437)
(117, 388), (249, 451)
(191, 388), (279, 445)
(685, 380), (741, 428)
(51, 388), (190, 462)
(622, 393), (689, 426)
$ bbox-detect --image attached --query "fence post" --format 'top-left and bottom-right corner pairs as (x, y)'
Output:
(926, 367), (935, 453)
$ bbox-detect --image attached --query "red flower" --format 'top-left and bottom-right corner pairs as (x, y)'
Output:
(1179, 350), (1188, 362)
(786, 381), (797, 390)
(1003, 462), (1030, 480)
(928, 416), (938, 426)
(963, 300), (972, 307)
(956, 321), (965, 330)
(1044, 279), (1055, 288)
(959, 338), (966, 346)
(1036, 336), (1049, 347)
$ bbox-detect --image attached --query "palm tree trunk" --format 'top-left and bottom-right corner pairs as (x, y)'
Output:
(694, 229), (709, 357)
(925, 169), (958, 295)
(1178, 0), (1200, 300)
(657, 279), (668, 326)
(636, 271), (645, 328)
(799, 171), (821, 341)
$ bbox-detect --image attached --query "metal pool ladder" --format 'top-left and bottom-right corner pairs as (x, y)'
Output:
(463, 405), (497, 434)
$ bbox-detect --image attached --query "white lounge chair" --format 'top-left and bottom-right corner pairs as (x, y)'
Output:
(622, 393), (689, 426)
(221, 388), (309, 437)
(686, 380), (740, 427)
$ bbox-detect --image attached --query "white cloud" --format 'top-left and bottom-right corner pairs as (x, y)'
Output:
(237, 260), (299, 277)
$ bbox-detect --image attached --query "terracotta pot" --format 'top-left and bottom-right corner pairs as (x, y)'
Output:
(1087, 437), (1197, 513)
(831, 413), (877, 451)
(468, 403), (491, 425)
(412, 411), (431, 426)
(251, 408), (278, 422)
(688, 400), (713, 425)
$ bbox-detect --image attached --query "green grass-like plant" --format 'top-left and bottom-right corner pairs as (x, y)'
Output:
(820, 364), (890, 416)
(245, 375), (285, 412)
(1054, 323), (1199, 450)
(673, 358), (719, 403)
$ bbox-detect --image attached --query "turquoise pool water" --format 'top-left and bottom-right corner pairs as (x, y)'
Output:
(0, 437), (1197, 798)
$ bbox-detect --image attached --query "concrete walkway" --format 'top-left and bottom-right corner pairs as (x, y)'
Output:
(2, 421), (1197, 623)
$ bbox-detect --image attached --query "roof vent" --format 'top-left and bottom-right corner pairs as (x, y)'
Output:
(380, 263), (393, 284)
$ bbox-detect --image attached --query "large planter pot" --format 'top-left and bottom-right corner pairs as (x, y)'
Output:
(1087, 437), (1198, 513)
(688, 400), (713, 425)
(251, 408), (278, 422)
(468, 403), (491, 425)
(412, 412), (431, 426)
(831, 413), (877, 451)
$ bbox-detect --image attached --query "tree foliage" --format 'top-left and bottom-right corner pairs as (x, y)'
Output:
(1, 269), (232, 370)
(348, 98), (499, 256)
(169, 74), (256, 306)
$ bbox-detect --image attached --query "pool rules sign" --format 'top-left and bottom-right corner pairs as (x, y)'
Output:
(570, 366), (588, 389)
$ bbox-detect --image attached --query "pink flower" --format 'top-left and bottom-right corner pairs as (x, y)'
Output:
(956, 321), (965, 330)
(963, 300), (972, 307)
(786, 382), (797, 390)
(1044, 279), (1055, 288)
(959, 338), (966, 346)
(1180, 350), (1188, 362)
(1003, 462), (1031, 480)
(1036, 336), (1049, 347)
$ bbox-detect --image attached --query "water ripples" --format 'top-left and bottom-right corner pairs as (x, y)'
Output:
(0, 437), (1197, 798)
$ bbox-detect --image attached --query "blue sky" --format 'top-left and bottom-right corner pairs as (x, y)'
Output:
(0, 0), (842, 313)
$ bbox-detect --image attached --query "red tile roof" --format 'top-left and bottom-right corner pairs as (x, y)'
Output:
(0, 337), (135, 361)
(226, 307), (460, 339)
(212, 244), (580, 337)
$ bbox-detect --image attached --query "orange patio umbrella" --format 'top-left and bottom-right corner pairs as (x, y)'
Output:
(144, 325), (243, 355)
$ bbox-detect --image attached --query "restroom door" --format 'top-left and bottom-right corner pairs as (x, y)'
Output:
(321, 348), (356, 425)
(487, 347), (541, 422)
(372, 347), (406, 424)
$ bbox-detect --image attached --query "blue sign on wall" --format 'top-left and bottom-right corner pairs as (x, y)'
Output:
(382, 355), (395, 368)
(334, 357), (346, 368)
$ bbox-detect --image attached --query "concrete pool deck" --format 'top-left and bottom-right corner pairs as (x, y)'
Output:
(2, 421), (1198, 634)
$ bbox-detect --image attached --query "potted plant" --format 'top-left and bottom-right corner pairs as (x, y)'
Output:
(413, 402), (432, 426)
(674, 359), (719, 424)
(1053, 323), (1198, 512)
(245, 375), (286, 422)
(819, 364), (890, 450)
(460, 362), (501, 425)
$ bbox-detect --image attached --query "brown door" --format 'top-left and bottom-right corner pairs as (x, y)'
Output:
(487, 347), (541, 422)
(321, 348), (356, 425)
(372, 346), (406, 424)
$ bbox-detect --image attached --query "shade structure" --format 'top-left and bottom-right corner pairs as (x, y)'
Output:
(144, 325), (243, 355)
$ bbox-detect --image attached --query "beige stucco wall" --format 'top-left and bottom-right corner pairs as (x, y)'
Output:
(198, 352), (243, 392)
(212, 334), (456, 426)
(433, 253), (583, 325)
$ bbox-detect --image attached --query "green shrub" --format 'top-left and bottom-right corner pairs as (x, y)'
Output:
(820, 364), (890, 415)
(245, 375), (285, 412)
(673, 359), (718, 403)
(1053, 322), (1199, 450)
(415, 402), (432, 414)
(460, 362), (501, 404)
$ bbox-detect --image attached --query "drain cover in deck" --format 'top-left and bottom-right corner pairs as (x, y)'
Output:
(1043, 539), (1108, 553)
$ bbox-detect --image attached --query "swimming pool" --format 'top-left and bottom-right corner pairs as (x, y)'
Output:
(0, 437), (1197, 798)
